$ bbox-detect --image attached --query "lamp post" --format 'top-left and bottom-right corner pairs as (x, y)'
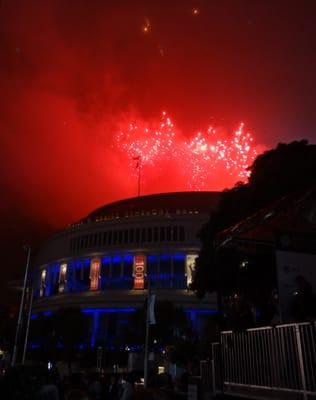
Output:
(11, 245), (31, 367)
(143, 279), (150, 388)
(144, 278), (156, 388)
(22, 286), (33, 364)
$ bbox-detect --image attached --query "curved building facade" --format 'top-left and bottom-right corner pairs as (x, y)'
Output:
(32, 192), (220, 347)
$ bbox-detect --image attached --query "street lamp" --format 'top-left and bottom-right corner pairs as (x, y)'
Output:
(11, 245), (31, 367)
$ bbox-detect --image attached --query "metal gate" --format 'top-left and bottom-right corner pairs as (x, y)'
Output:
(212, 322), (316, 399)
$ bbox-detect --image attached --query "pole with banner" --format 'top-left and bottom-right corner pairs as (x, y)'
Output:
(144, 279), (156, 388)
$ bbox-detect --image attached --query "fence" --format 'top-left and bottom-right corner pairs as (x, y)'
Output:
(211, 322), (316, 399)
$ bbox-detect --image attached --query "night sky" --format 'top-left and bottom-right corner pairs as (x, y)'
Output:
(1, 0), (316, 305)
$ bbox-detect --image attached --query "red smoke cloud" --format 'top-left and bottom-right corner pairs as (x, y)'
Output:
(1, 0), (314, 231)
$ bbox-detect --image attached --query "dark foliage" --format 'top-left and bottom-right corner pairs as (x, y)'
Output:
(192, 141), (316, 298)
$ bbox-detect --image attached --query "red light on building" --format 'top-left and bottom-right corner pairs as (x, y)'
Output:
(90, 258), (101, 291)
(133, 255), (146, 289)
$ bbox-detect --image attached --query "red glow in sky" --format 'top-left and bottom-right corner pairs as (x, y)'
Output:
(1, 0), (316, 231)
(1, 0), (316, 303)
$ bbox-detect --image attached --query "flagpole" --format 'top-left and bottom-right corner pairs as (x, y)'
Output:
(144, 278), (150, 388)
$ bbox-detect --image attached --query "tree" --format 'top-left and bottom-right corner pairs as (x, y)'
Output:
(191, 141), (316, 300)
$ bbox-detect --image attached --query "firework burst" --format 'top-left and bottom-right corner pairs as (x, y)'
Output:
(115, 112), (258, 190)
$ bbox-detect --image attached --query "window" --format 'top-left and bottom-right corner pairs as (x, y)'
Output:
(108, 231), (112, 245)
(75, 262), (83, 289)
(113, 231), (118, 245)
(135, 228), (140, 243)
(122, 255), (133, 289)
(117, 230), (122, 244)
(141, 228), (146, 242)
(154, 227), (159, 242)
(179, 226), (185, 241)
(147, 227), (152, 242)
(147, 255), (158, 285)
(173, 254), (186, 289)
(101, 257), (111, 289)
(173, 226), (178, 241)
(160, 227), (165, 241)
(159, 255), (171, 288)
(93, 233), (98, 247)
(124, 230), (128, 244)
(111, 256), (122, 288)
(102, 231), (108, 246)
(129, 229), (134, 243)
(166, 226), (171, 241)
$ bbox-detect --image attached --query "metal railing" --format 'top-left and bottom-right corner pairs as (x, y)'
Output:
(211, 321), (316, 399)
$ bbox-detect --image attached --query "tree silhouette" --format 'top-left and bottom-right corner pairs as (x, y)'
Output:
(192, 140), (316, 299)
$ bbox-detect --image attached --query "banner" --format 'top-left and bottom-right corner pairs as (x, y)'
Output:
(58, 263), (67, 293)
(133, 255), (146, 289)
(90, 258), (101, 291)
(186, 254), (198, 286)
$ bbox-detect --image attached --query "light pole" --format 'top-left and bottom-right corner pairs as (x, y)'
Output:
(22, 286), (34, 364)
(11, 245), (31, 367)
(143, 279), (150, 388)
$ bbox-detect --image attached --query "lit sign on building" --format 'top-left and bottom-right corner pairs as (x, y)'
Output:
(186, 254), (198, 286)
(40, 269), (46, 297)
(133, 255), (146, 289)
(59, 263), (67, 293)
(90, 258), (101, 291)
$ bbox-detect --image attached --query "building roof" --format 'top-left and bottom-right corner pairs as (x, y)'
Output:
(217, 187), (316, 247)
(77, 191), (221, 224)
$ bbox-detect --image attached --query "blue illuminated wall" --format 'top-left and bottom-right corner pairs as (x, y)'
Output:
(37, 252), (188, 298)
(81, 307), (136, 347)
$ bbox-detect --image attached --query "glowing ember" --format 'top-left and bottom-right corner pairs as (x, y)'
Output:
(192, 8), (200, 16)
(115, 113), (258, 190)
(142, 18), (151, 33)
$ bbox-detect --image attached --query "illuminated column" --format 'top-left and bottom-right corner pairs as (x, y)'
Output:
(133, 255), (146, 289)
(58, 263), (67, 293)
(90, 258), (101, 291)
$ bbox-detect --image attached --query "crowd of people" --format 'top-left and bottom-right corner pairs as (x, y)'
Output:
(0, 366), (188, 400)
